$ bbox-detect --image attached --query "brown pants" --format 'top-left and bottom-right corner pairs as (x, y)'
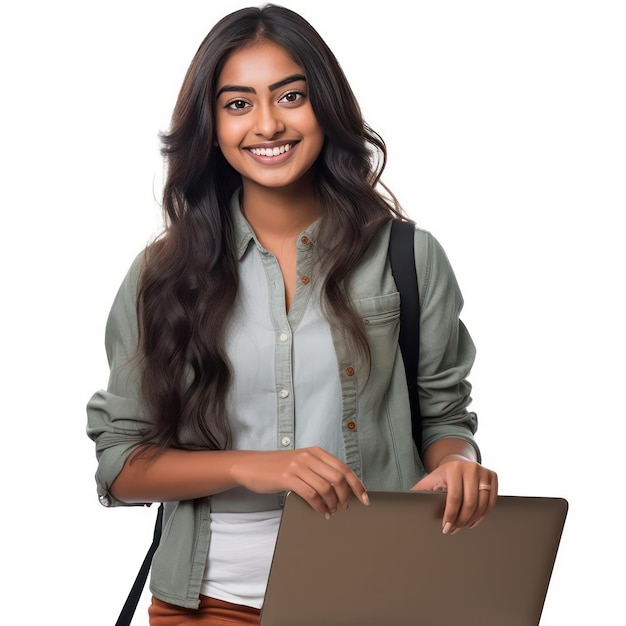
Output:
(149, 595), (261, 626)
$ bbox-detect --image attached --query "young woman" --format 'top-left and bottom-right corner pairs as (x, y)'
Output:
(87, 4), (498, 624)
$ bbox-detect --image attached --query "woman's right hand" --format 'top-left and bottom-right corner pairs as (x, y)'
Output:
(231, 447), (369, 517)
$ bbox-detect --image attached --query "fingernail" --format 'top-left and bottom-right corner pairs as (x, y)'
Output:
(442, 522), (453, 535)
(451, 527), (461, 536)
(325, 512), (331, 520)
(469, 520), (482, 529)
(362, 493), (370, 506)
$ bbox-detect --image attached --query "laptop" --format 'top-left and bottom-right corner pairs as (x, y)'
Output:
(260, 490), (568, 626)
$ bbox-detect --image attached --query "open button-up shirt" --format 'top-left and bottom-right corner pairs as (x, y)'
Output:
(87, 195), (480, 608)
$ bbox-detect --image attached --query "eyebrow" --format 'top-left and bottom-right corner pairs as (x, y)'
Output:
(216, 73), (306, 97)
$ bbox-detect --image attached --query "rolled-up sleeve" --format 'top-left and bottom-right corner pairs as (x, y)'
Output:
(86, 256), (151, 507)
(414, 230), (481, 460)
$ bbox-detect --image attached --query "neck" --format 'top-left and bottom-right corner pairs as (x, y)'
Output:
(240, 179), (320, 238)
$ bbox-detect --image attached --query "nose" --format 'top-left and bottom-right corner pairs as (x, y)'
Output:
(253, 104), (285, 139)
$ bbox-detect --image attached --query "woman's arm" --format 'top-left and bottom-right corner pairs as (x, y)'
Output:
(111, 446), (369, 517)
(409, 231), (498, 533)
(422, 437), (478, 472)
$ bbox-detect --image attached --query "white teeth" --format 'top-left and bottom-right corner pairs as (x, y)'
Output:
(250, 144), (292, 156)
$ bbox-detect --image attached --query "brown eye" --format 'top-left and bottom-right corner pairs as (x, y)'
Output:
(279, 91), (304, 104)
(226, 99), (251, 111)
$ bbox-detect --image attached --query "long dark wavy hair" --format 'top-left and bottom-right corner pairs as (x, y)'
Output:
(136, 4), (404, 453)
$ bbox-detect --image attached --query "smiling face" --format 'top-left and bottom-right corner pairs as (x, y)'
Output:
(215, 40), (325, 195)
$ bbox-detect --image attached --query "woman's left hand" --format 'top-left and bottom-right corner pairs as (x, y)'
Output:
(411, 457), (498, 534)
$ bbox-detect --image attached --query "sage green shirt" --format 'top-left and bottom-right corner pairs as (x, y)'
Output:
(87, 202), (480, 609)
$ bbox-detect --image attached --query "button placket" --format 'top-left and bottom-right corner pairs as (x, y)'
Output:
(289, 228), (315, 328)
(274, 226), (316, 450)
(275, 326), (294, 446)
(258, 248), (295, 452)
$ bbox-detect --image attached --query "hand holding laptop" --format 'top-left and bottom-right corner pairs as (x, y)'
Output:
(231, 439), (499, 533)
(412, 457), (499, 534)
(230, 446), (370, 517)
(411, 437), (499, 534)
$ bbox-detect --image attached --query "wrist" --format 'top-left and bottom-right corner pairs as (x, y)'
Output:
(436, 454), (474, 468)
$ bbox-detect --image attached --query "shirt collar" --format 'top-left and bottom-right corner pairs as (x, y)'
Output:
(231, 191), (256, 261)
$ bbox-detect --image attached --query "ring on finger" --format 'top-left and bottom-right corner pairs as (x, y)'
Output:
(478, 483), (492, 492)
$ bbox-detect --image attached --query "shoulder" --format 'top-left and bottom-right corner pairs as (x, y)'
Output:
(408, 226), (464, 316)
(385, 220), (463, 311)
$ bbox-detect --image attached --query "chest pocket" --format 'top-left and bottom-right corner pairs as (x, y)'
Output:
(352, 292), (401, 330)
(352, 292), (401, 382)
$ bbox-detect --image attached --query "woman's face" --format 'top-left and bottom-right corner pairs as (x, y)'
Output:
(215, 40), (325, 193)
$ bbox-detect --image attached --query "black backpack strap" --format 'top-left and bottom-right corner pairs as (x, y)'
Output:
(388, 219), (423, 452)
(115, 503), (164, 626)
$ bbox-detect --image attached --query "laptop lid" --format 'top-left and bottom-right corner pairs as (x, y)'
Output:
(260, 490), (567, 626)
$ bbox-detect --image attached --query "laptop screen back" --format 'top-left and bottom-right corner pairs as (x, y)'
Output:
(260, 490), (567, 626)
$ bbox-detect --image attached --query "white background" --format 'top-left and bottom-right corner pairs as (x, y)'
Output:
(1, 1), (624, 624)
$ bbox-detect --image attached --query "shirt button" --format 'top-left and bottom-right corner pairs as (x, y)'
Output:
(301, 275), (310, 284)
(279, 333), (289, 342)
(98, 494), (111, 507)
(345, 366), (355, 376)
(281, 436), (291, 447)
(279, 389), (289, 398)
(300, 236), (310, 245)
(347, 421), (357, 431)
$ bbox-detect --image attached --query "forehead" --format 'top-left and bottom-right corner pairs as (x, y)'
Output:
(218, 40), (305, 88)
